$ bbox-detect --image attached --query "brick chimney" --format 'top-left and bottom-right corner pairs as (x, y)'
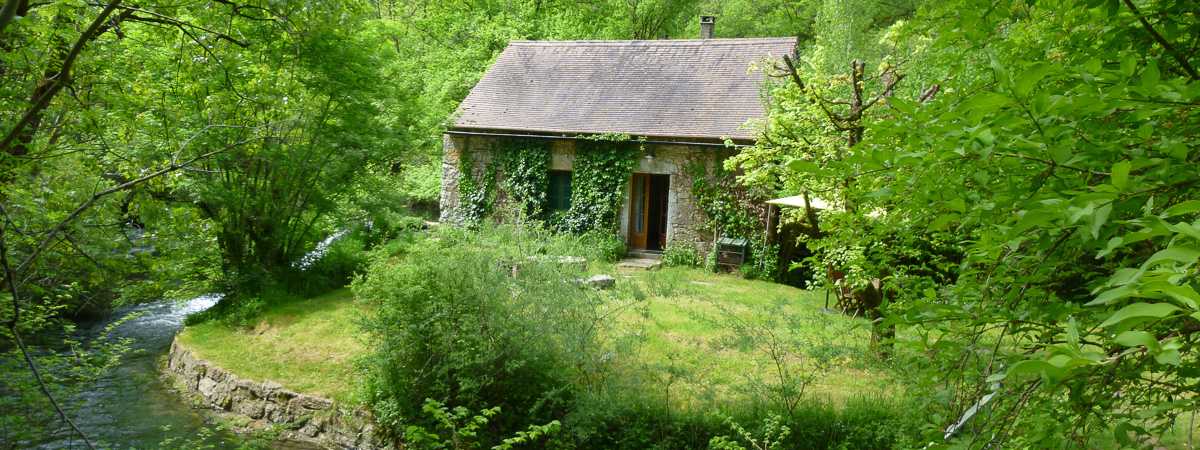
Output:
(700, 15), (715, 39)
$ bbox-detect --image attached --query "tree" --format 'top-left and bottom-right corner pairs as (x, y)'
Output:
(760, 0), (1200, 446)
(1, 1), (396, 445)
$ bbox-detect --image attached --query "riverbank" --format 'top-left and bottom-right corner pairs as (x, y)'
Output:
(163, 339), (389, 449)
(176, 288), (364, 403)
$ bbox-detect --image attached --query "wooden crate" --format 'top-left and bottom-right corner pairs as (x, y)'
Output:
(715, 237), (748, 270)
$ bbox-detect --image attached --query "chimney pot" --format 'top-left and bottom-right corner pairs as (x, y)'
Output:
(700, 15), (715, 39)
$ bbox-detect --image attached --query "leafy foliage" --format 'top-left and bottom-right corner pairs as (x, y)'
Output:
(495, 139), (552, 221)
(560, 138), (639, 233)
(738, 0), (1200, 446)
(402, 399), (561, 450)
(354, 226), (614, 441)
(454, 145), (499, 225)
(661, 242), (701, 267)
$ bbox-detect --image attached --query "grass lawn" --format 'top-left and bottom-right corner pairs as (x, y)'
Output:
(606, 266), (892, 409)
(176, 288), (366, 404)
(177, 266), (892, 409)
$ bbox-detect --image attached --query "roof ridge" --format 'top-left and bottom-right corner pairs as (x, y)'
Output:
(508, 37), (797, 47)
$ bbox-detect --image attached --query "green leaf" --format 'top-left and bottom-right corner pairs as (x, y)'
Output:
(1143, 247), (1200, 267)
(1140, 60), (1160, 90)
(1154, 349), (1181, 366)
(963, 92), (1012, 114)
(1165, 141), (1189, 160)
(1005, 359), (1064, 380)
(975, 128), (995, 146)
(1110, 161), (1130, 190)
(947, 198), (967, 213)
(1113, 331), (1158, 350)
(1097, 236), (1123, 259)
(889, 97), (916, 114)
(1141, 282), (1200, 310)
(1087, 284), (1137, 306)
(1120, 54), (1137, 77)
(1162, 200), (1200, 218)
(786, 159), (819, 173)
(1099, 302), (1181, 328)
(1090, 204), (1112, 239)
(1014, 63), (1053, 97)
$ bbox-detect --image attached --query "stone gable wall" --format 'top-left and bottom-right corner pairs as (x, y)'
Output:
(164, 340), (392, 449)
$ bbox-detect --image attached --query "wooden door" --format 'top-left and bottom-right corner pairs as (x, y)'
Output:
(628, 173), (649, 249)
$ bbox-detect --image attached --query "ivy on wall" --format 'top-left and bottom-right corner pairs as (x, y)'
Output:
(687, 161), (760, 239)
(492, 139), (552, 221)
(456, 135), (638, 234)
(559, 135), (639, 233)
(455, 142), (497, 225)
(686, 161), (779, 279)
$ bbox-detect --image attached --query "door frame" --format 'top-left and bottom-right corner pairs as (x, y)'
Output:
(626, 173), (670, 251)
(627, 173), (650, 250)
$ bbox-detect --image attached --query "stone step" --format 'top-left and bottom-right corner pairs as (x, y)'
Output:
(627, 250), (663, 260)
(617, 257), (663, 271)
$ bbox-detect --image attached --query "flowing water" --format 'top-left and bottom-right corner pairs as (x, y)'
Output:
(33, 294), (250, 449)
(32, 231), (351, 449)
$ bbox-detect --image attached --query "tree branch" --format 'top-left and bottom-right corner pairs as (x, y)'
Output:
(1122, 0), (1199, 80)
(14, 144), (242, 276)
(118, 6), (250, 47)
(1, 221), (96, 449)
(0, 0), (123, 156)
(919, 84), (941, 103)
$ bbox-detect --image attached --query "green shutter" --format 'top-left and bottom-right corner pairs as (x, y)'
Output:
(548, 171), (572, 211)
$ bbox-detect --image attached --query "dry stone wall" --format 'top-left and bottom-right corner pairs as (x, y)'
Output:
(164, 340), (392, 449)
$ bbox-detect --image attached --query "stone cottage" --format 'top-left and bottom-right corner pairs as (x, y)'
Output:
(440, 21), (797, 253)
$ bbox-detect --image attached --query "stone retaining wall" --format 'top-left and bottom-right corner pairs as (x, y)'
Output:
(164, 339), (392, 449)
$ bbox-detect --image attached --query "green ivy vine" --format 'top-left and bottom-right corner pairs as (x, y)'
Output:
(559, 134), (639, 233)
(687, 161), (778, 279)
(687, 161), (760, 239)
(455, 143), (497, 225)
(456, 134), (639, 233)
(495, 139), (551, 220)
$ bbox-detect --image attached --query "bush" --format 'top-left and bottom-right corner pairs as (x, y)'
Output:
(185, 288), (293, 328)
(290, 231), (369, 295)
(354, 228), (613, 441)
(579, 230), (626, 263)
(739, 241), (780, 282)
(562, 394), (919, 450)
(661, 242), (700, 267)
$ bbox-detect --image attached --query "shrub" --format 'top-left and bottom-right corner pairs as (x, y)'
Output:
(661, 242), (700, 267)
(579, 230), (626, 263)
(562, 394), (919, 450)
(354, 228), (612, 441)
(402, 399), (561, 450)
(739, 241), (780, 282)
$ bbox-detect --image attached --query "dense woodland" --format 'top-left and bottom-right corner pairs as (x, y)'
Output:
(2, 0), (1199, 448)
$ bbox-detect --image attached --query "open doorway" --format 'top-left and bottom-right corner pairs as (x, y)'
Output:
(628, 173), (670, 251)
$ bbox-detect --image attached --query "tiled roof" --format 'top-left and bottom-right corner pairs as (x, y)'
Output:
(451, 38), (797, 142)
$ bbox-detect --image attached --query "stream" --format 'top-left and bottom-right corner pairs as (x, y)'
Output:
(35, 294), (246, 449)
(31, 231), (351, 449)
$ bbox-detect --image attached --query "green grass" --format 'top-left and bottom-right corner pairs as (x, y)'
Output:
(605, 266), (893, 409)
(177, 288), (365, 404)
(178, 267), (892, 410)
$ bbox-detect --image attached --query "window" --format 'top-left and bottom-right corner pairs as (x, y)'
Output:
(548, 170), (572, 212)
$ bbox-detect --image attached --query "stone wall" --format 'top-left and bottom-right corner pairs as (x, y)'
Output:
(164, 340), (391, 449)
(439, 133), (736, 252)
